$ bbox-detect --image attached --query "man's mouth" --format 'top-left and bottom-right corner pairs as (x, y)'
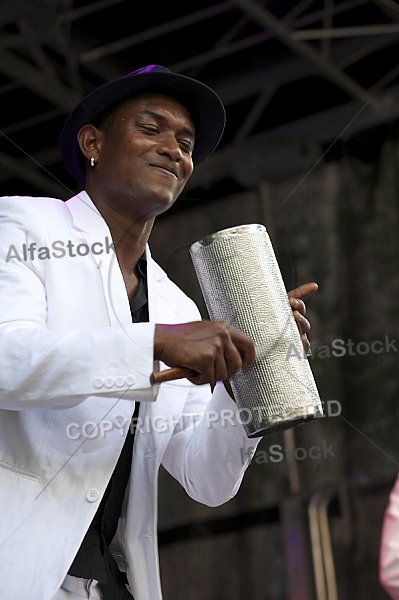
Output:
(149, 164), (178, 179)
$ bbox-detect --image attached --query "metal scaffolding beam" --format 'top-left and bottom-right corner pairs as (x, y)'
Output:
(170, 0), (368, 73)
(293, 22), (399, 39)
(80, 2), (233, 64)
(185, 80), (399, 191)
(232, 0), (381, 110)
(0, 50), (80, 110)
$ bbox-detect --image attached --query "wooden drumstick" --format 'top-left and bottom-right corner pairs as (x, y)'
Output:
(150, 366), (196, 385)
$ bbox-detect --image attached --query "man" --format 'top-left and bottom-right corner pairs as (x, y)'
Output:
(0, 65), (316, 599)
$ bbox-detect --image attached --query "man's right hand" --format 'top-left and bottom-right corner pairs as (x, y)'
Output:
(154, 320), (255, 386)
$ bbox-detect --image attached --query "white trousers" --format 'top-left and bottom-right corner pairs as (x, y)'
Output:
(52, 575), (103, 599)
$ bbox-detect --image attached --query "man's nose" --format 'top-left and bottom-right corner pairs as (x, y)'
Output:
(157, 135), (183, 161)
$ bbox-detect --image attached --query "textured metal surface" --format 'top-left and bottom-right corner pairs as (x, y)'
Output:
(190, 224), (323, 437)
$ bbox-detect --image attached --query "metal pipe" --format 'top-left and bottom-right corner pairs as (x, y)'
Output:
(293, 23), (399, 40)
(80, 2), (232, 63)
(232, 0), (381, 110)
(308, 490), (328, 600)
(170, 0), (367, 73)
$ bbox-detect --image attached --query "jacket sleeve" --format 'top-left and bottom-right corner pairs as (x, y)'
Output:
(0, 196), (156, 410)
(380, 474), (399, 599)
(161, 379), (261, 507)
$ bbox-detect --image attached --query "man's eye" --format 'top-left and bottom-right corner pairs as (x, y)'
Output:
(179, 140), (193, 152)
(141, 126), (158, 134)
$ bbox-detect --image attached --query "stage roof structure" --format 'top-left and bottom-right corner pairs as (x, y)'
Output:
(0, 0), (399, 201)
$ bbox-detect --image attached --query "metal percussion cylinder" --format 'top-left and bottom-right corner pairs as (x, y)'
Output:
(189, 224), (324, 438)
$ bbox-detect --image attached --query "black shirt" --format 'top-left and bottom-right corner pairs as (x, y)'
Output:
(68, 256), (148, 599)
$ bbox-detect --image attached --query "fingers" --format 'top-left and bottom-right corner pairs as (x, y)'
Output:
(291, 308), (311, 355)
(301, 333), (311, 357)
(190, 323), (254, 384)
(287, 281), (318, 300)
(288, 284), (317, 358)
(291, 308), (311, 334)
(185, 349), (240, 386)
(289, 296), (306, 317)
(154, 320), (255, 386)
(232, 328), (256, 372)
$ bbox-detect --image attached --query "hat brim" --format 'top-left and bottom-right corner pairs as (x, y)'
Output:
(59, 68), (226, 184)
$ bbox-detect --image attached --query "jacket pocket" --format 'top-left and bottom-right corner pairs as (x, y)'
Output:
(0, 460), (40, 548)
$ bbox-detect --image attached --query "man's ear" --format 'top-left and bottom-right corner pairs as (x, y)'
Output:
(77, 124), (102, 163)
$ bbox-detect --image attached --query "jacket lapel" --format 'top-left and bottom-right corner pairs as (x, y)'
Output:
(65, 191), (132, 328)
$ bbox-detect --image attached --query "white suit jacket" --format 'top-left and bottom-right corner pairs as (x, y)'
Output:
(0, 192), (259, 600)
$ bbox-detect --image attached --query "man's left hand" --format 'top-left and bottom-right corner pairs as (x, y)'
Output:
(287, 281), (318, 357)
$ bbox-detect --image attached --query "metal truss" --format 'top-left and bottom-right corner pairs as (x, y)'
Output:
(0, 0), (398, 196)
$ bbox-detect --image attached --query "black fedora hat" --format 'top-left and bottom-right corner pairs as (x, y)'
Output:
(59, 64), (226, 184)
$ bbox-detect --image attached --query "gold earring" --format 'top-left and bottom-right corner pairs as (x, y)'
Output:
(90, 157), (95, 167)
